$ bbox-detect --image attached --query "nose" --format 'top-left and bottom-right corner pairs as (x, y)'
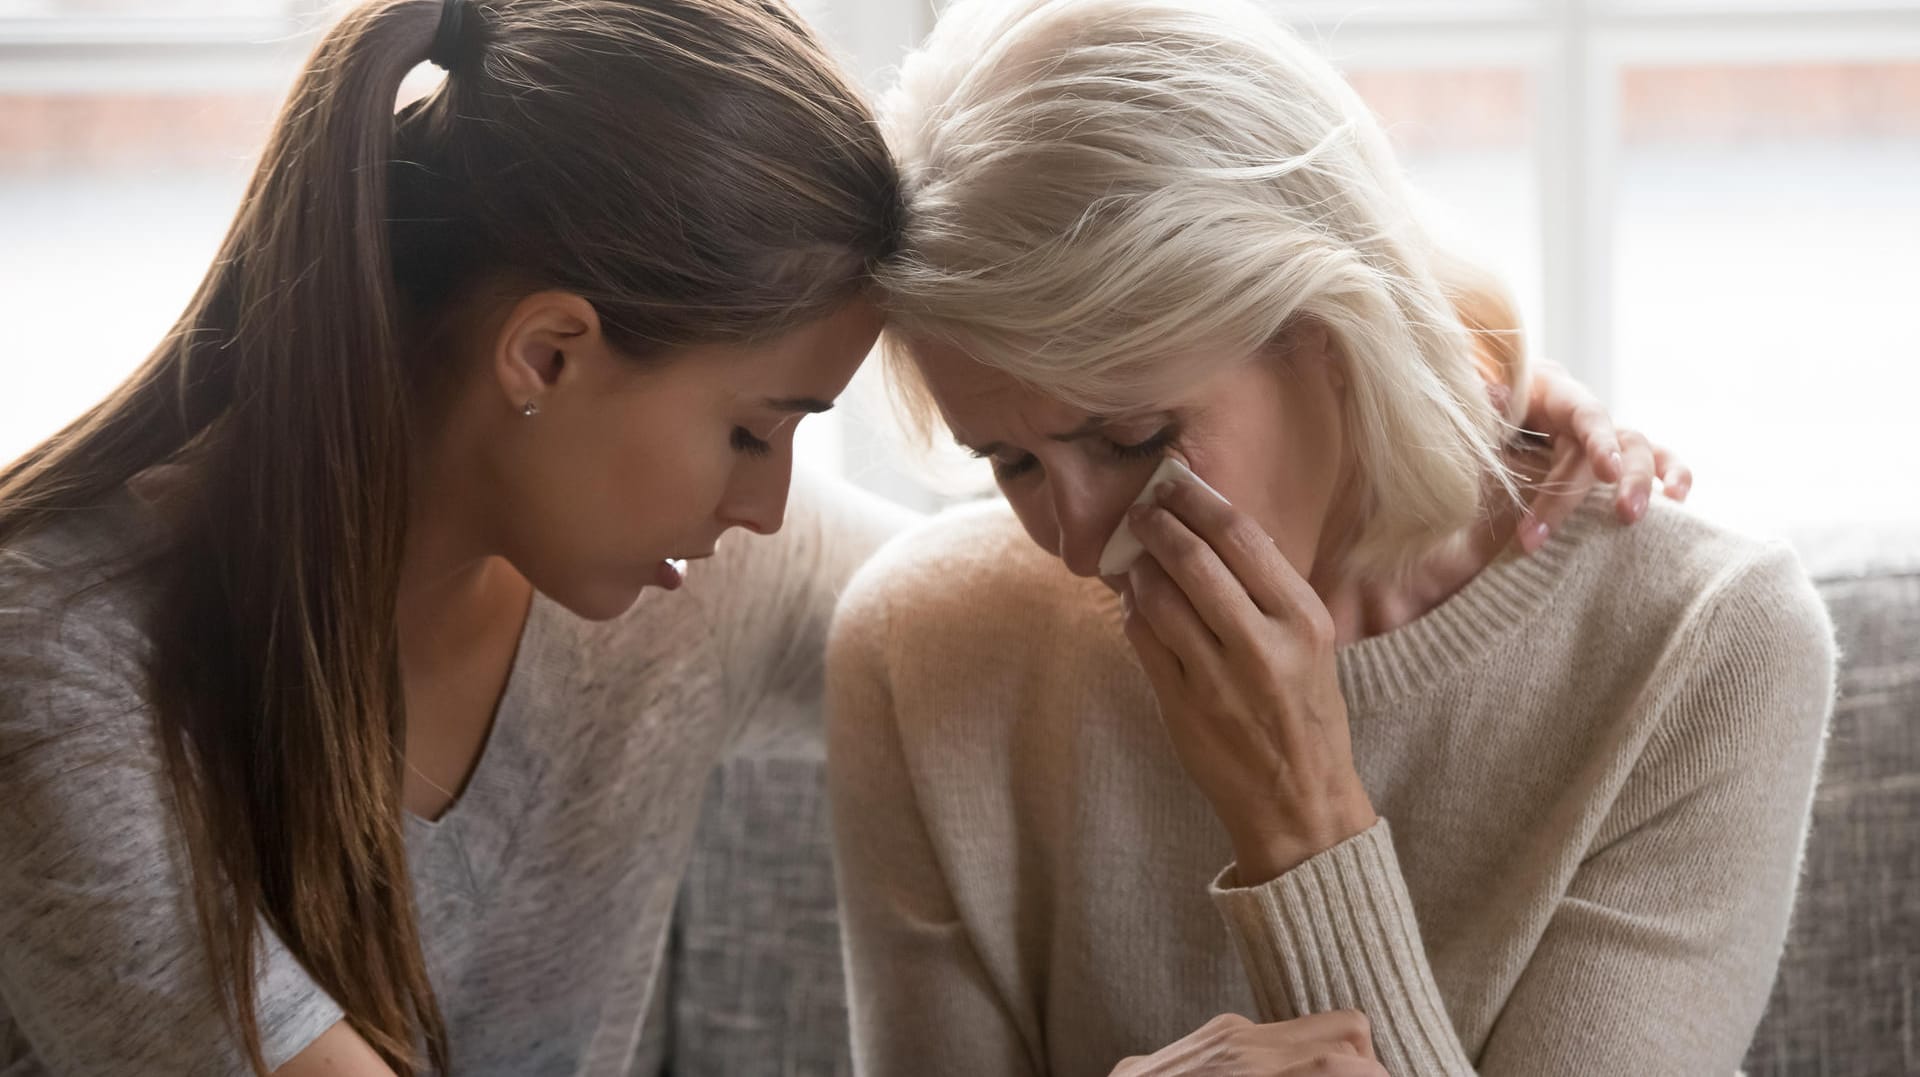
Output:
(1049, 478), (1117, 579)
(716, 453), (793, 537)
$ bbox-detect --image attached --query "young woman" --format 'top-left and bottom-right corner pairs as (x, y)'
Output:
(0, 2), (904, 1074)
(0, 0), (1676, 1074)
(828, 1), (1831, 1074)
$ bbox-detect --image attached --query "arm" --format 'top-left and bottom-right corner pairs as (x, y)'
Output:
(825, 575), (1040, 1077)
(276, 1023), (395, 1077)
(1210, 546), (1834, 1074)
(708, 468), (919, 757)
(1472, 546), (1832, 1071)
(1208, 824), (1476, 1075)
(0, 608), (346, 1074)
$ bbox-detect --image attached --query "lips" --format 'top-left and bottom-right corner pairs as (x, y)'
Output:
(652, 559), (688, 591)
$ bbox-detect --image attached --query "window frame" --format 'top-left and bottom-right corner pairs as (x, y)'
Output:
(4, 0), (1916, 467)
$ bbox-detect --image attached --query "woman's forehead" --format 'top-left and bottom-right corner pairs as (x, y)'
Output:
(914, 334), (1238, 427)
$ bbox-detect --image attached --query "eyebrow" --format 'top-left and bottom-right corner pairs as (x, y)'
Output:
(760, 397), (837, 415)
(958, 412), (1171, 458)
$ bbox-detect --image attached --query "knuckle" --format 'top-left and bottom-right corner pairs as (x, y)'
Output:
(1571, 401), (1607, 430)
(1299, 605), (1337, 652)
(1171, 547), (1211, 582)
(1224, 517), (1271, 557)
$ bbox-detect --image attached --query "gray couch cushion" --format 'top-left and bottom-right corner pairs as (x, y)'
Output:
(651, 539), (1919, 1076)
(648, 757), (850, 1077)
(1742, 563), (1920, 1075)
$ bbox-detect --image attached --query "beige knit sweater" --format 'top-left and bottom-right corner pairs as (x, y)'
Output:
(825, 489), (1835, 1077)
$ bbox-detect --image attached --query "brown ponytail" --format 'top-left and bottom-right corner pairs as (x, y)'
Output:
(0, 1), (899, 1072)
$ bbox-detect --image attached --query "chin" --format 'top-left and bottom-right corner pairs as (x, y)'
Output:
(548, 578), (648, 623)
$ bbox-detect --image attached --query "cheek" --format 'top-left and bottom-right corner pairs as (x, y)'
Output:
(620, 417), (733, 520)
(1179, 428), (1327, 573)
(1001, 485), (1058, 554)
(561, 400), (733, 544)
(1000, 460), (1154, 565)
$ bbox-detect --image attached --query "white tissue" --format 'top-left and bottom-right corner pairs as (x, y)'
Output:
(1097, 457), (1229, 577)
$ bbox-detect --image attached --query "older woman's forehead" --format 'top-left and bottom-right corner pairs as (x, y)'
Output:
(913, 344), (1082, 435)
(908, 339), (1009, 402)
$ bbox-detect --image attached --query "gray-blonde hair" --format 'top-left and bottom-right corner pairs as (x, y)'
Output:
(879, 0), (1525, 580)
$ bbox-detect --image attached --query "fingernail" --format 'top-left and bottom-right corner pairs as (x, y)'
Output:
(1631, 493), (1648, 520)
(1607, 450), (1623, 477)
(1523, 519), (1550, 551)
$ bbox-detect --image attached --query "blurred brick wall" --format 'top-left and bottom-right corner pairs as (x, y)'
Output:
(1622, 62), (1920, 145)
(0, 62), (1914, 175)
(0, 92), (282, 172)
(1343, 61), (1920, 154)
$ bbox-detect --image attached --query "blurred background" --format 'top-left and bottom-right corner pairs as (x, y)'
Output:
(2, 0), (1916, 533)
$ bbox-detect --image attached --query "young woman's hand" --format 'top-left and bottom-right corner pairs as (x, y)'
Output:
(1110, 1012), (1385, 1077)
(1511, 359), (1692, 553)
(1118, 475), (1375, 885)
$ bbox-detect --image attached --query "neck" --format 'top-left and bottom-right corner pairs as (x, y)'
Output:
(397, 447), (528, 678)
(1310, 490), (1521, 647)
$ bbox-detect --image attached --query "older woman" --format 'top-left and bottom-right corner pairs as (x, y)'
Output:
(826, 1), (1834, 1075)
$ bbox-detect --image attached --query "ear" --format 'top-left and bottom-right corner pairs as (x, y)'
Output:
(490, 291), (604, 413)
(1273, 318), (1344, 393)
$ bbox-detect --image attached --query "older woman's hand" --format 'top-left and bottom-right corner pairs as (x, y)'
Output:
(1110, 1012), (1385, 1077)
(1512, 359), (1693, 553)
(1119, 473), (1375, 885)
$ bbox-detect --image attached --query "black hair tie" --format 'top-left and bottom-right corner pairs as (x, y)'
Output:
(427, 0), (468, 73)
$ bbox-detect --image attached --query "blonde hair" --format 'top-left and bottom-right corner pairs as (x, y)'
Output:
(878, 0), (1525, 580)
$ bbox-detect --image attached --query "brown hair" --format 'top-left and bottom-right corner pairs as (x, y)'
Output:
(0, 1), (898, 1072)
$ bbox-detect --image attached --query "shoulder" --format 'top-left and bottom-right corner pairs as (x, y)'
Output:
(829, 497), (1112, 672)
(674, 469), (922, 638)
(0, 493), (166, 773)
(572, 471), (922, 663)
(1554, 490), (1834, 747)
(707, 470), (921, 595)
(1561, 490), (1829, 654)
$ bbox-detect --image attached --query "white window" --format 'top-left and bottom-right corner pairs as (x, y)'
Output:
(1263, 0), (1920, 533)
(3, 1), (1915, 531)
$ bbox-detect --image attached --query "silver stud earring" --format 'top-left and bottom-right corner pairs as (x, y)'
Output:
(521, 401), (539, 417)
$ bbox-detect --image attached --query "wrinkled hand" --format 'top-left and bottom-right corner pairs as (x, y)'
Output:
(1509, 360), (1692, 553)
(1118, 474), (1375, 886)
(1111, 1012), (1386, 1077)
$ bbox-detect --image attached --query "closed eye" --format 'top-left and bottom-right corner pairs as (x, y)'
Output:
(969, 423), (1180, 481)
(972, 447), (1038, 481)
(731, 427), (773, 457)
(1107, 425), (1179, 462)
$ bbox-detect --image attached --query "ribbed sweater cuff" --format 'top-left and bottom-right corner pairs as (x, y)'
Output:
(1209, 819), (1476, 1075)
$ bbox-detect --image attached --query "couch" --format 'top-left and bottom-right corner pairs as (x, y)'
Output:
(638, 530), (1920, 1075)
